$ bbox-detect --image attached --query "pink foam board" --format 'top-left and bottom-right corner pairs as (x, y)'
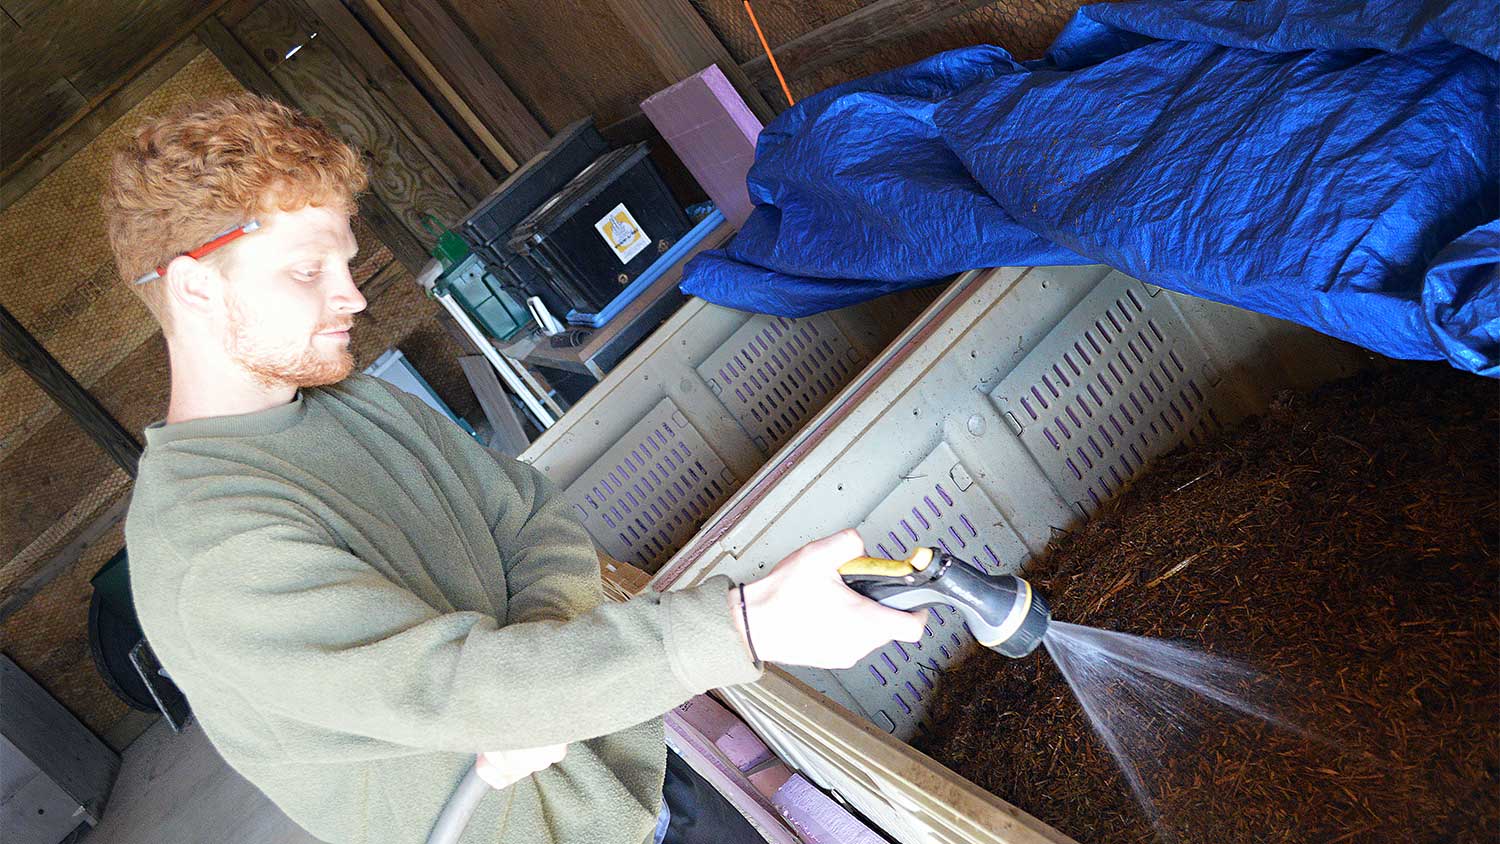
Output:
(641, 65), (762, 229)
(672, 694), (774, 772)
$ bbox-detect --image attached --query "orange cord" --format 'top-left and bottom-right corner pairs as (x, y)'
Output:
(744, 0), (794, 107)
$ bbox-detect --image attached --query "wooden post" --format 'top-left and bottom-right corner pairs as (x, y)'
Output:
(0, 304), (141, 478)
(0, 657), (120, 830)
(357, 0), (549, 164)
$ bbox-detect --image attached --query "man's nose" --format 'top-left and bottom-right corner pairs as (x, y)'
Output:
(328, 264), (367, 314)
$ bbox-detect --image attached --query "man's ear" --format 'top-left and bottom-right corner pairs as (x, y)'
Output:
(162, 255), (224, 320)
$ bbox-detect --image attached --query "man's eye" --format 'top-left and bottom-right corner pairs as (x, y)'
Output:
(293, 268), (322, 282)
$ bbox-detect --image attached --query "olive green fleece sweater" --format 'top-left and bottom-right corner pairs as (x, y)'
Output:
(124, 374), (762, 844)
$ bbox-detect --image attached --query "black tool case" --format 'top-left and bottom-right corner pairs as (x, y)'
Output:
(507, 143), (690, 315)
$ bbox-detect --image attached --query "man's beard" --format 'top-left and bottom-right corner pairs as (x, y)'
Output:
(224, 296), (354, 389)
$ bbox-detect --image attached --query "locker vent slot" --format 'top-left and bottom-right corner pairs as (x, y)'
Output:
(698, 314), (864, 456)
(564, 398), (735, 572)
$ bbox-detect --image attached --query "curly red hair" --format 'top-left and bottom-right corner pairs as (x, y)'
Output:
(102, 93), (368, 332)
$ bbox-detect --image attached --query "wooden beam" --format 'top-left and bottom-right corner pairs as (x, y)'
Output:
(0, 656), (120, 826)
(458, 355), (530, 457)
(195, 14), (282, 95)
(0, 0), (239, 184)
(0, 37), (205, 212)
(602, 0), (775, 123)
(0, 494), (129, 623)
(0, 305), (140, 478)
(357, 0), (547, 165)
(291, 0), (497, 201)
(739, 0), (994, 88)
(196, 12), (430, 272)
(218, 0), (273, 26)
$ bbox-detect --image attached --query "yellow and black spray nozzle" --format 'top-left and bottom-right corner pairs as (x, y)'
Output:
(839, 547), (1051, 658)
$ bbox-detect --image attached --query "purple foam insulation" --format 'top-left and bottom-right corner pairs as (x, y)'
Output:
(663, 711), (802, 844)
(641, 64), (762, 229)
(748, 762), (794, 800)
(673, 694), (776, 772)
(770, 774), (887, 844)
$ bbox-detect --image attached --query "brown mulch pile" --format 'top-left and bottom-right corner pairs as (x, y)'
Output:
(914, 362), (1499, 843)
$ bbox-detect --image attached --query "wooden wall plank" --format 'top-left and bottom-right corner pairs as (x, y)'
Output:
(739, 0), (995, 88)
(233, 0), (468, 235)
(196, 11), (438, 271)
(0, 305), (140, 478)
(693, 0), (1087, 103)
(290, 0), (495, 204)
(458, 355), (529, 457)
(444, 0), (668, 132)
(359, 0), (548, 163)
(338, 0), (507, 178)
(193, 14), (285, 102)
(688, 0), (863, 66)
(603, 0), (775, 122)
(0, 13), (87, 168)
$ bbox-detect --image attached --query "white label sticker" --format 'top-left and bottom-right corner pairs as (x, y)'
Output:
(595, 203), (651, 265)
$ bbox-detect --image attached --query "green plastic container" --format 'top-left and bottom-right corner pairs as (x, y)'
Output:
(422, 213), (473, 271)
(436, 253), (533, 343)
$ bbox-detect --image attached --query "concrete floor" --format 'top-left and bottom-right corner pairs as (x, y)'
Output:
(80, 718), (321, 844)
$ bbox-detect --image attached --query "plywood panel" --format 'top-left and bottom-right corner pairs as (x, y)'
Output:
(294, 0), (500, 195)
(233, 0), (468, 236)
(447, 0), (669, 131)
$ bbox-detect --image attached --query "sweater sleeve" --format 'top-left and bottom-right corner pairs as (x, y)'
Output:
(485, 454), (607, 625)
(359, 375), (604, 624)
(160, 506), (762, 753)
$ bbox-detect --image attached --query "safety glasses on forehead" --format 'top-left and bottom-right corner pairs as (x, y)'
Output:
(132, 220), (262, 286)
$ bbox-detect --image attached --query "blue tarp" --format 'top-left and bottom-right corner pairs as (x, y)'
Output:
(680, 0), (1499, 376)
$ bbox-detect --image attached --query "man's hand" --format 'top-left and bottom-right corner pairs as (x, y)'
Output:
(476, 744), (568, 790)
(732, 529), (928, 669)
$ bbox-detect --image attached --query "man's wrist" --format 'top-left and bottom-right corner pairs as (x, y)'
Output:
(726, 579), (771, 665)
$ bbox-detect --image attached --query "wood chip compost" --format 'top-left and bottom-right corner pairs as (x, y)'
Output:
(915, 362), (1499, 843)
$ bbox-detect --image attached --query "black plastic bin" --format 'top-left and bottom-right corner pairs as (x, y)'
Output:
(508, 143), (691, 315)
(459, 118), (607, 265)
(493, 247), (574, 323)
